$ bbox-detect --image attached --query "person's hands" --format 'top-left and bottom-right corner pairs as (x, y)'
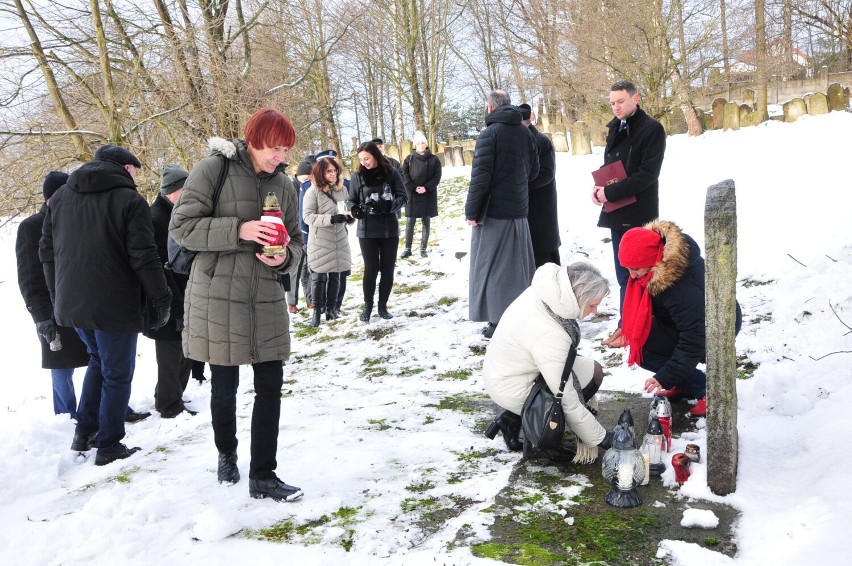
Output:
(416, 186), (426, 194)
(256, 252), (286, 267)
(350, 204), (366, 219)
(150, 293), (172, 331)
(591, 185), (606, 206)
(598, 430), (615, 450)
(36, 319), (56, 344)
(644, 377), (663, 395)
(330, 214), (347, 224)
(345, 216), (356, 225)
(239, 220), (281, 246)
(602, 328), (624, 347)
(467, 219), (478, 226)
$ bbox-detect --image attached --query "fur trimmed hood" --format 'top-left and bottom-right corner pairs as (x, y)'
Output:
(644, 220), (692, 296)
(207, 136), (238, 158)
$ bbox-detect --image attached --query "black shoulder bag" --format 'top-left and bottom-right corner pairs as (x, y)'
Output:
(521, 344), (578, 456)
(166, 155), (229, 275)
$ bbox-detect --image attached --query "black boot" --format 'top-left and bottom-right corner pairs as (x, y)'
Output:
(325, 274), (340, 320)
(359, 303), (373, 322)
(218, 450), (240, 484)
(310, 272), (327, 327)
(400, 249), (412, 259)
(377, 304), (394, 320)
(484, 411), (522, 452)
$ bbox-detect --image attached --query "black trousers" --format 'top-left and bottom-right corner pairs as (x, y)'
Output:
(210, 360), (284, 480)
(359, 236), (398, 307)
(154, 339), (192, 413)
(404, 216), (431, 251)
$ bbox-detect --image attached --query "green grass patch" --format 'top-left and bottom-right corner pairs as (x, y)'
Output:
(395, 281), (430, 294)
(365, 325), (395, 340)
(438, 368), (472, 381)
(737, 354), (759, 380)
(431, 392), (489, 414)
(368, 418), (391, 431)
(294, 325), (321, 339)
(436, 296), (459, 306)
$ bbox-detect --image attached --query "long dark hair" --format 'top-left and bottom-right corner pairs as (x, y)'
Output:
(356, 141), (391, 175)
(311, 157), (341, 192)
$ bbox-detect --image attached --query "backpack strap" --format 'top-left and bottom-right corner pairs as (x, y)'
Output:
(210, 154), (229, 211)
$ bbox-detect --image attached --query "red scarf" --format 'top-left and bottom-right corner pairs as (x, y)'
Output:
(621, 269), (654, 366)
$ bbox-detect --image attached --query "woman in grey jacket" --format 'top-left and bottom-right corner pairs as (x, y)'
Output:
(302, 156), (353, 327)
(170, 108), (305, 503)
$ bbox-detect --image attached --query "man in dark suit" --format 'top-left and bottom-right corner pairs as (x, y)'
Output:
(591, 80), (666, 347)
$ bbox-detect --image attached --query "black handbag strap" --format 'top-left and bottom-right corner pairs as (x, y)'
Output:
(554, 345), (578, 400)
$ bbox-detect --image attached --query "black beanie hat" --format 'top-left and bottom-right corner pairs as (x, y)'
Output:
(94, 144), (142, 168)
(518, 104), (532, 120)
(43, 171), (69, 200)
(295, 160), (313, 176)
(160, 164), (189, 195)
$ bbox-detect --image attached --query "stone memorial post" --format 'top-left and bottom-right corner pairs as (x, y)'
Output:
(704, 179), (739, 496)
(570, 121), (592, 156)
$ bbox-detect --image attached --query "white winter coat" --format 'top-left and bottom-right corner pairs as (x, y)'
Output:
(482, 263), (607, 446)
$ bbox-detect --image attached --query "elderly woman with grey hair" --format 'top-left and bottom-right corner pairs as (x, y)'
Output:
(482, 262), (614, 463)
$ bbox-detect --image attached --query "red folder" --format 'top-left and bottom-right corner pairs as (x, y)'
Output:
(592, 161), (636, 212)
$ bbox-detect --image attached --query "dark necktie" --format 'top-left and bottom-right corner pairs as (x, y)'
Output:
(619, 120), (627, 132)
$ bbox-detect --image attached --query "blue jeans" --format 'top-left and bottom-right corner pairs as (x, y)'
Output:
(51, 368), (77, 418)
(610, 229), (629, 326)
(75, 329), (138, 453)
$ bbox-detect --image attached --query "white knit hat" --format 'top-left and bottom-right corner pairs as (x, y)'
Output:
(412, 130), (427, 145)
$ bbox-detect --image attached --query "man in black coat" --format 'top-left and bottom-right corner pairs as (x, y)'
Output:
(591, 80), (666, 346)
(465, 90), (540, 338)
(519, 103), (560, 267)
(40, 145), (171, 466)
(16, 171), (89, 418)
(145, 164), (198, 418)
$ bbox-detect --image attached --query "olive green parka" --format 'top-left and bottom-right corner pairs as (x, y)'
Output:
(169, 137), (304, 366)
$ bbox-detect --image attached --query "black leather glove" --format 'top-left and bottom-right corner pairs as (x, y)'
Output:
(350, 204), (366, 219)
(365, 199), (382, 215)
(330, 214), (347, 224)
(345, 216), (356, 225)
(174, 316), (185, 333)
(36, 319), (56, 344)
(150, 293), (172, 332)
(598, 430), (615, 450)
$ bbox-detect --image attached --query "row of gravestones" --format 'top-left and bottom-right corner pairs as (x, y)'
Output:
(708, 82), (850, 130)
(350, 82), (849, 168)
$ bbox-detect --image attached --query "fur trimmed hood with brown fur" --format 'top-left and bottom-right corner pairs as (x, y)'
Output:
(643, 220), (692, 296)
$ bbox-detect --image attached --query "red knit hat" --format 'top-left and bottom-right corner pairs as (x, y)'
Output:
(618, 227), (664, 268)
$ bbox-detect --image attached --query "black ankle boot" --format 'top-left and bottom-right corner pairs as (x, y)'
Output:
(311, 307), (321, 327)
(485, 411), (522, 452)
(400, 249), (412, 259)
(377, 305), (394, 319)
(359, 304), (372, 322)
(326, 307), (339, 321)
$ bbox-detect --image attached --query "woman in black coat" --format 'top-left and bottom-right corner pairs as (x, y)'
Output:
(401, 130), (441, 258)
(348, 141), (407, 322)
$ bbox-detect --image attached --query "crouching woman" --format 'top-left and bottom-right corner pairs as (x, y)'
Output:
(482, 262), (614, 463)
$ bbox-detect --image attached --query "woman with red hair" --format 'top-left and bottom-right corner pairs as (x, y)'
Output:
(170, 108), (305, 502)
(616, 220), (742, 417)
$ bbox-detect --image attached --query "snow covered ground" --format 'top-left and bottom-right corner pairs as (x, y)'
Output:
(1, 112), (851, 564)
